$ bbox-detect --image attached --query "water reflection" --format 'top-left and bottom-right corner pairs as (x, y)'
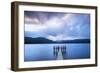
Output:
(53, 45), (67, 60)
(24, 43), (90, 62)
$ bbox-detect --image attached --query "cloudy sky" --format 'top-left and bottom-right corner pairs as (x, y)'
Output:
(24, 11), (90, 41)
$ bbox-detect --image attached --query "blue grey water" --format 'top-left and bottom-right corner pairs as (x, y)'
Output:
(24, 43), (90, 62)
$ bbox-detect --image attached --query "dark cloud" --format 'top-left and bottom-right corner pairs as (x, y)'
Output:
(24, 11), (90, 40)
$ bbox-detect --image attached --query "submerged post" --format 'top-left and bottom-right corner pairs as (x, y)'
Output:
(53, 45), (67, 60)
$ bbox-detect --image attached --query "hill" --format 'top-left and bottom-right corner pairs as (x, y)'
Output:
(25, 37), (90, 44)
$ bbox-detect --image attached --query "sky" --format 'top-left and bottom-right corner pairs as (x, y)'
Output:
(24, 11), (90, 41)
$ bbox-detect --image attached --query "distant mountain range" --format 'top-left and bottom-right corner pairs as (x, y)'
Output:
(25, 37), (90, 44)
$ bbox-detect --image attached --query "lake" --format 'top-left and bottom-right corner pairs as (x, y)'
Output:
(24, 43), (90, 62)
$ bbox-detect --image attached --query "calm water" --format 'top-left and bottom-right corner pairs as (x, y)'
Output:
(24, 43), (90, 62)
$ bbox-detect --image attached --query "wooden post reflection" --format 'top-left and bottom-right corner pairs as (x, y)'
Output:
(53, 45), (67, 60)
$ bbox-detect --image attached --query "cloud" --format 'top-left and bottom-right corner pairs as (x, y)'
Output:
(24, 16), (41, 24)
(25, 12), (90, 39)
(46, 34), (66, 41)
(25, 24), (47, 32)
(25, 13), (74, 32)
(46, 34), (86, 41)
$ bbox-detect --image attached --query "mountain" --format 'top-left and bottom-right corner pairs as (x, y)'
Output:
(25, 37), (90, 44)
(25, 37), (53, 44)
(59, 39), (90, 43)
